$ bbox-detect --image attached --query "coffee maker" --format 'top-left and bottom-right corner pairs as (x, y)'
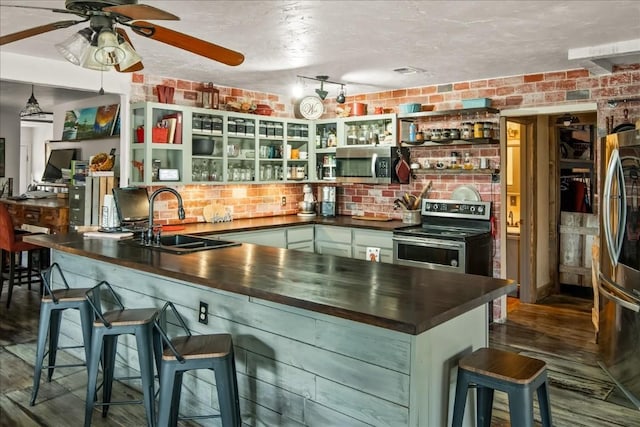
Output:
(320, 186), (336, 217)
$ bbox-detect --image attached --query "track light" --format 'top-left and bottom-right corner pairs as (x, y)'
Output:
(336, 85), (346, 104)
(295, 75), (347, 101)
(315, 76), (329, 100)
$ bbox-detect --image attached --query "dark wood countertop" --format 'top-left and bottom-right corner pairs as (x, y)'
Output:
(0, 197), (68, 209)
(25, 220), (514, 335)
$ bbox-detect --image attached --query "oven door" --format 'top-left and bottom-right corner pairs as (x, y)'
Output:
(393, 236), (465, 273)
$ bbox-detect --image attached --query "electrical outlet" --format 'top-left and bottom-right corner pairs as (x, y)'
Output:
(510, 195), (517, 206)
(198, 301), (208, 324)
(281, 196), (286, 206)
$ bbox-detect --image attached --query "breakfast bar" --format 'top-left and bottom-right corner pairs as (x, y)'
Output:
(25, 231), (515, 426)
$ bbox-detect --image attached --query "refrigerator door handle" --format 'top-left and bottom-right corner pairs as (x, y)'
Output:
(599, 273), (640, 312)
(602, 149), (627, 266)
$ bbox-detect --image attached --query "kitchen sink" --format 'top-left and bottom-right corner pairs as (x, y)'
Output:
(121, 234), (241, 254)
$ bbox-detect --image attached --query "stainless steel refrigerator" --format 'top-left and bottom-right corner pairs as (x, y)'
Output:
(599, 128), (640, 410)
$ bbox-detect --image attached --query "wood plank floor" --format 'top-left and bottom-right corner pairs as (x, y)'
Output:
(1, 285), (638, 426)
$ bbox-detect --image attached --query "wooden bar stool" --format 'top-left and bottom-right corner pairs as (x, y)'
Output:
(84, 281), (159, 427)
(30, 263), (94, 406)
(452, 347), (553, 427)
(153, 301), (241, 427)
(0, 202), (47, 308)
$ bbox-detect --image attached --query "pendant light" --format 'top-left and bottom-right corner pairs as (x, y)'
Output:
(20, 85), (44, 118)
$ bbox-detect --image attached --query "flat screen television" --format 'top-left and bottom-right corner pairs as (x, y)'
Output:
(41, 148), (81, 182)
(112, 187), (150, 225)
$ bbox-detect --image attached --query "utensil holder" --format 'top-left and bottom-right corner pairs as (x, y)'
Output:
(402, 210), (421, 224)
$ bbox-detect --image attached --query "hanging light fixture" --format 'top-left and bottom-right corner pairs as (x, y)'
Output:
(20, 85), (44, 118)
(55, 28), (93, 65)
(93, 27), (126, 66)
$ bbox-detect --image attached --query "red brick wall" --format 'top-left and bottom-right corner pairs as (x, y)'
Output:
(131, 65), (639, 279)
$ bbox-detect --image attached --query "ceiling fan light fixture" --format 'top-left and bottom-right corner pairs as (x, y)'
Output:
(55, 27), (93, 65)
(116, 38), (143, 71)
(20, 85), (44, 118)
(94, 28), (125, 66)
(81, 41), (109, 71)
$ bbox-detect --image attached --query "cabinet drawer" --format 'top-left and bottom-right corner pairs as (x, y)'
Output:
(287, 241), (314, 253)
(315, 241), (352, 258)
(352, 229), (393, 249)
(23, 208), (41, 223)
(315, 226), (352, 244)
(287, 226), (314, 243)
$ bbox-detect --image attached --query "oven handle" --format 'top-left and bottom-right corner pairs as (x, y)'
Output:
(371, 153), (378, 178)
(392, 236), (464, 249)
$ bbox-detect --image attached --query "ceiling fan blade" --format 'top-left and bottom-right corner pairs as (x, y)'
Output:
(114, 28), (144, 73)
(104, 4), (179, 21)
(0, 20), (82, 46)
(0, 4), (79, 15)
(131, 21), (244, 66)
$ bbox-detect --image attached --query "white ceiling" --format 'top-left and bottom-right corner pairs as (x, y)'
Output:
(1, 0), (640, 111)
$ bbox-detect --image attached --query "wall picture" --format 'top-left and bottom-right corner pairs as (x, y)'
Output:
(62, 104), (120, 140)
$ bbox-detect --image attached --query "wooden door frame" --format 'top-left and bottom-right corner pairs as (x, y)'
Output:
(502, 116), (537, 303)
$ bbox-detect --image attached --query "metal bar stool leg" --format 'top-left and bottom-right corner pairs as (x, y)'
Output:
(452, 369), (471, 427)
(157, 357), (179, 426)
(101, 335), (118, 418)
(30, 303), (53, 405)
(214, 354), (242, 427)
(537, 378), (553, 427)
(476, 385), (494, 427)
(85, 329), (105, 427)
(135, 323), (157, 427)
(508, 386), (534, 427)
(46, 310), (63, 381)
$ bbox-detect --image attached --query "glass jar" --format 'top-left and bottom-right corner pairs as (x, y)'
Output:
(473, 122), (483, 138)
(463, 152), (474, 170)
(483, 122), (492, 138)
(431, 128), (442, 141)
(461, 122), (472, 139)
(441, 129), (451, 140)
(450, 128), (460, 140)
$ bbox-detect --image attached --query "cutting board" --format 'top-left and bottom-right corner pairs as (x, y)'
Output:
(203, 203), (227, 222)
(83, 231), (133, 239)
(351, 216), (393, 222)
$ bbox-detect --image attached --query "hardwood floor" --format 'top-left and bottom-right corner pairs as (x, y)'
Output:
(1, 285), (638, 426)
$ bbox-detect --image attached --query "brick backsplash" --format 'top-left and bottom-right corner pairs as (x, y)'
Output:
(132, 64), (639, 280)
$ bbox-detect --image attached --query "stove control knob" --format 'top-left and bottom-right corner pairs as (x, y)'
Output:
(451, 260), (458, 267)
(433, 204), (438, 211)
(424, 203), (431, 211)
(470, 206), (476, 212)
(477, 206), (484, 214)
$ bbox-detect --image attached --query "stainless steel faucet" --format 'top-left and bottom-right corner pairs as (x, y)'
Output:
(145, 187), (186, 245)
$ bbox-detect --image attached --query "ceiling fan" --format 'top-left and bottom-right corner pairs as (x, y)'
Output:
(0, 0), (245, 72)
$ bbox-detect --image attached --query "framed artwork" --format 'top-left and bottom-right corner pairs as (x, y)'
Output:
(62, 104), (120, 140)
(0, 137), (5, 177)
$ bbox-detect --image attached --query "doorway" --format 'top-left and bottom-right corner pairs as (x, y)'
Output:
(502, 109), (598, 304)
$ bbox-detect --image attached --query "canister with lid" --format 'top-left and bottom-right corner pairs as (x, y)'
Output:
(450, 128), (460, 140)
(482, 122), (492, 138)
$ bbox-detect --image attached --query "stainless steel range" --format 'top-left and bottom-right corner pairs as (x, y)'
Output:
(393, 199), (493, 275)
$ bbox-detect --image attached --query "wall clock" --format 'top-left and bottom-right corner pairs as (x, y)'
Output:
(299, 96), (324, 120)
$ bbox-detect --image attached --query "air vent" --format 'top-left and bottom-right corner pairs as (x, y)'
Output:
(393, 66), (427, 75)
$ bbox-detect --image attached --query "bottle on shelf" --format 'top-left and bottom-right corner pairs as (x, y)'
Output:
(409, 122), (417, 142)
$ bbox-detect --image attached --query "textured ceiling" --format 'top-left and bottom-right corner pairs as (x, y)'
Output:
(1, 0), (639, 111)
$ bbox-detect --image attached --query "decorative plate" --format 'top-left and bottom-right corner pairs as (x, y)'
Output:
(299, 96), (324, 120)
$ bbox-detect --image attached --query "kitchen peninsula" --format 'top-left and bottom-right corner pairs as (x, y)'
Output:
(26, 230), (515, 426)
